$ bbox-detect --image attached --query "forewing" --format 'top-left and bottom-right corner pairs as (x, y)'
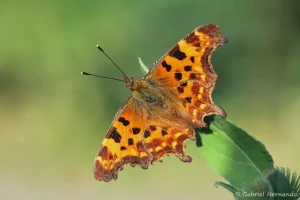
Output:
(145, 24), (227, 123)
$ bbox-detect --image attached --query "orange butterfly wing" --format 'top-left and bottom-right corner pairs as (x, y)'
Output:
(141, 113), (196, 163)
(94, 98), (197, 182)
(94, 97), (152, 182)
(145, 24), (227, 124)
(94, 24), (227, 182)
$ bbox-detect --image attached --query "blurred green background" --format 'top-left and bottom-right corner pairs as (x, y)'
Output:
(1, 0), (299, 199)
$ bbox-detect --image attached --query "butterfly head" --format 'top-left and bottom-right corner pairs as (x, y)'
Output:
(123, 77), (156, 104)
(122, 76), (139, 90)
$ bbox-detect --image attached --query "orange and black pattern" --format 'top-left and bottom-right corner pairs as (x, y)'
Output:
(93, 24), (227, 182)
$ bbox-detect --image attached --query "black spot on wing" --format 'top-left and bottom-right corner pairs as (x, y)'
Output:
(190, 56), (195, 63)
(177, 87), (184, 94)
(184, 65), (192, 71)
(128, 138), (134, 146)
(169, 44), (187, 60)
(108, 127), (121, 143)
(144, 129), (151, 138)
(174, 73), (182, 81)
(120, 146), (127, 150)
(118, 117), (130, 126)
(149, 125), (156, 131)
(161, 129), (168, 136)
(185, 97), (192, 103)
(132, 127), (141, 135)
(161, 61), (172, 72)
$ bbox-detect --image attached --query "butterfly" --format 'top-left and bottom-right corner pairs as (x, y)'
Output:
(93, 24), (227, 182)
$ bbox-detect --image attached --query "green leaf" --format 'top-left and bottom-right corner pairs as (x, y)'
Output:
(196, 116), (274, 189)
(138, 57), (149, 75)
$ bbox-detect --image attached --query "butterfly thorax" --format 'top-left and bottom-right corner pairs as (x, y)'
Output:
(124, 77), (159, 104)
(126, 77), (193, 126)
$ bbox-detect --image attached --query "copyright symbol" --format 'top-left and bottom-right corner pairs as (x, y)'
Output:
(235, 192), (240, 197)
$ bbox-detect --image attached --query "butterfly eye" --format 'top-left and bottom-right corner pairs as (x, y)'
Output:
(145, 95), (156, 103)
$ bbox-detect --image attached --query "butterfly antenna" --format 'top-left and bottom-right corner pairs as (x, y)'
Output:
(81, 72), (123, 82)
(96, 45), (129, 79)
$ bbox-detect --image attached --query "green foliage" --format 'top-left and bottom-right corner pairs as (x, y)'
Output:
(196, 116), (274, 188)
(197, 116), (299, 200)
(138, 57), (149, 75)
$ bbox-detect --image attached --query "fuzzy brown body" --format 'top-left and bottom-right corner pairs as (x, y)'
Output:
(132, 79), (199, 128)
(93, 24), (227, 182)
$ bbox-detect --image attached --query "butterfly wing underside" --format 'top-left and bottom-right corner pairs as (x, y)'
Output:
(145, 24), (227, 123)
(94, 97), (152, 182)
